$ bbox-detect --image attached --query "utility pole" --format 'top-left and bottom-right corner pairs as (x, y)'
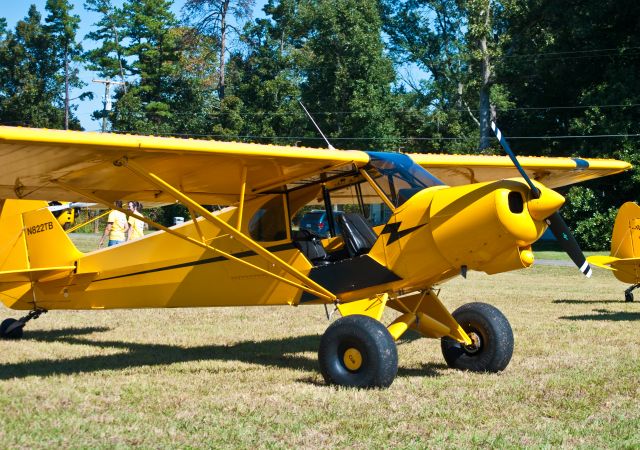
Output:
(92, 78), (126, 132)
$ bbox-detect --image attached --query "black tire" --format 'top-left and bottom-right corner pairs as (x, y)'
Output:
(0, 318), (24, 340)
(319, 314), (398, 388)
(441, 302), (513, 372)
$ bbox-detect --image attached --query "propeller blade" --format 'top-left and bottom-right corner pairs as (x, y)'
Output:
(545, 211), (592, 277)
(490, 121), (591, 278)
(490, 122), (540, 198)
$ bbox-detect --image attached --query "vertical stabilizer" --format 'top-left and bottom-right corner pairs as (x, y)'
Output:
(610, 202), (640, 259)
(21, 204), (82, 268)
(0, 199), (45, 272)
(0, 199), (81, 272)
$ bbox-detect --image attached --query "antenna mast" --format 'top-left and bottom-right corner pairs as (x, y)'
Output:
(299, 101), (335, 150)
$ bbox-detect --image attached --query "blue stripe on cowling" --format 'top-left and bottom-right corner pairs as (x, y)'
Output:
(571, 158), (589, 169)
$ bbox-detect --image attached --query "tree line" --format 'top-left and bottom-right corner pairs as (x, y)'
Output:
(0, 0), (638, 249)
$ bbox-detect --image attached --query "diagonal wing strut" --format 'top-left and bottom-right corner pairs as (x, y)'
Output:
(54, 160), (338, 304)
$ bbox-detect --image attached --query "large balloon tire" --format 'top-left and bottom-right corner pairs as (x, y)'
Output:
(441, 302), (513, 372)
(0, 318), (24, 340)
(319, 314), (398, 388)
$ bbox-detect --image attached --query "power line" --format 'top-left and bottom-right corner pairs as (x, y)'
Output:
(401, 46), (640, 71)
(108, 129), (640, 141)
(96, 102), (640, 119)
(496, 103), (640, 111)
(501, 46), (640, 59)
(493, 133), (640, 140)
(504, 52), (640, 63)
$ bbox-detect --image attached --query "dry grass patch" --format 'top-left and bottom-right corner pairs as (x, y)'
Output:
(1, 258), (639, 448)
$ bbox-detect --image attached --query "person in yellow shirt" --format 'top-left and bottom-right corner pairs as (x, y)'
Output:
(127, 201), (146, 241)
(98, 201), (129, 248)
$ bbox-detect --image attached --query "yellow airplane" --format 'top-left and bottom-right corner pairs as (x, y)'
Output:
(0, 125), (630, 388)
(588, 202), (640, 302)
(48, 201), (76, 229)
(47, 201), (97, 230)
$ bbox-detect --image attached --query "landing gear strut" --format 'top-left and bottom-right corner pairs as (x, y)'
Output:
(0, 308), (47, 340)
(624, 284), (639, 302)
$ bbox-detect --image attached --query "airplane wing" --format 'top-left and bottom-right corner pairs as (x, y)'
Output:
(0, 126), (368, 205)
(410, 154), (631, 188)
(0, 126), (631, 205)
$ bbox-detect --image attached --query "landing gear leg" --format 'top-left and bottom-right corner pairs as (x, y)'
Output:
(624, 284), (639, 302)
(0, 308), (47, 340)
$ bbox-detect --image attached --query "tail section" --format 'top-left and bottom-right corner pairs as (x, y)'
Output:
(0, 199), (81, 309)
(610, 202), (640, 259)
(0, 199), (80, 276)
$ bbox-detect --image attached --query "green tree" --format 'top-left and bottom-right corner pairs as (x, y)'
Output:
(383, 0), (468, 153)
(103, 0), (190, 134)
(382, 0), (512, 153)
(84, 0), (128, 83)
(299, 0), (398, 150)
(234, 0), (398, 149)
(0, 6), (71, 128)
(84, 0), (129, 130)
(232, 0), (306, 143)
(183, 0), (256, 100)
(498, 0), (640, 249)
(45, 0), (87, 130)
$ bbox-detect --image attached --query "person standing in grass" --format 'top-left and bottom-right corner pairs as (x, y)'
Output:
(98, 200), (129, 247)
(127, 201), (146, 241)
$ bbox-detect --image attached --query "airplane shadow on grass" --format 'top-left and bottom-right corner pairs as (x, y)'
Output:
(558, 308), (640, 322)
(553, 299), (628, 305)
(0, 327), (447, 382)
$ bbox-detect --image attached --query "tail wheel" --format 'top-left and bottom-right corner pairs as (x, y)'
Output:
(0, 318), (24, 340)
(319, 314), (398, 388)
(441, 302), (513, 372)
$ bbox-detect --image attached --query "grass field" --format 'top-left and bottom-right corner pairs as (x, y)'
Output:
(1, 236), (639, 448)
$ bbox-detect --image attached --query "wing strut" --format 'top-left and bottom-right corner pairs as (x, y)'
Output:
(54, 166), (338, 305)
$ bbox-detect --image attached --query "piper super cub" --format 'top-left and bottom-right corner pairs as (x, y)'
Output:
(0, 125), (631, 387)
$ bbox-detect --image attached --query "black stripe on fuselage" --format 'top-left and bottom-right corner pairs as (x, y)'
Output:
(93, 242), (297, 282)
(92, 244), (402, 302)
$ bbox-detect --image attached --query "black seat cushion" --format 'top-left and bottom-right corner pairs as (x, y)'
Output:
(337, 213), (378, 257)
(292, 229), (328, 264)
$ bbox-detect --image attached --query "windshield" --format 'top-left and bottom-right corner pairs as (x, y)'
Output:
(365, 152), (444, 207)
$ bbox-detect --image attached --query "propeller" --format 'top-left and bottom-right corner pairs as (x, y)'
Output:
(490, 122), (592, 278)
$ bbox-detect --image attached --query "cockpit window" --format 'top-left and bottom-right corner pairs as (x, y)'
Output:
(249, 195), (288, 242)
(364, 152), (444, 207)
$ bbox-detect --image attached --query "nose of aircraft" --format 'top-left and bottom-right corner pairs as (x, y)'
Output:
(527, 186), (565, 221)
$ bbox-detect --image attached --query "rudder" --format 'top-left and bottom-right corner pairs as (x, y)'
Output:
(610, 202), (640, 259)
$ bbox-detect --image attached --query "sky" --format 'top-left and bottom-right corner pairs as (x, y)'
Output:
(1, 1), (267, 131)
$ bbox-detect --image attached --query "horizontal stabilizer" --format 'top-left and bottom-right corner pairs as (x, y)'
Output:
(587, 255), (640, 271)
(47, 202), (97, 212)
(0, 266), (76, 283)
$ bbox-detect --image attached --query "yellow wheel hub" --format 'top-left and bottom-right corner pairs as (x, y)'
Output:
(343, 348), (363, 371)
